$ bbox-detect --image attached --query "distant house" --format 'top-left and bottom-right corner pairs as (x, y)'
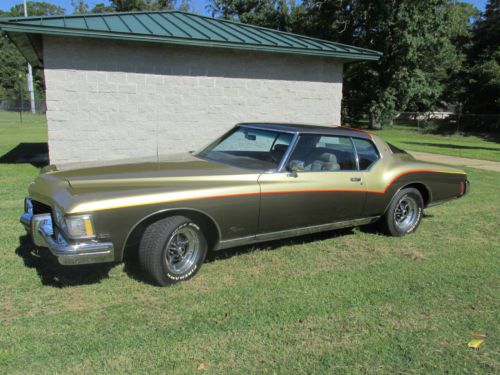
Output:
(0, 11), (380, 166)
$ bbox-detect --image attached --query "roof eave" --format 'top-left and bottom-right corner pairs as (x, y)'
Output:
(0, 23), (381, 62)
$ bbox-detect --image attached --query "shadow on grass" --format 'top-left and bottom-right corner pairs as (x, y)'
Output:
(123, 227), (360, 285)
(402, 141), (500, 152)
(16, 226), (375, 287)
(15, 235), (114, 288)
(0, 142), (49, 168)
(205, 227), (356, 263)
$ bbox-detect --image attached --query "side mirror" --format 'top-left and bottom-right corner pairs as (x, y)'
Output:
(288, 160), (304, 176)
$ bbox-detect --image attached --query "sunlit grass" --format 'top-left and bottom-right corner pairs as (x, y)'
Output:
(373, 123), (500, 162)
(0, 112), (498, 373)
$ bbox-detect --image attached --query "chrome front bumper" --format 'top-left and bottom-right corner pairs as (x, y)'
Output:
(20, 200), (114, 266)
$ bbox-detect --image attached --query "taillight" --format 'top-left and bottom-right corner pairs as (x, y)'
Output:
(460, 181), (465, 195)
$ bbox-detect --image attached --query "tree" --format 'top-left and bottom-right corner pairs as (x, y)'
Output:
(211, 0), (467, 128)
(0, 2), (65, 101)
(0, 35), (26, 100)
(464, 0), (500, 113)
(341, 0), (462, 128)
(72, 0), (89, 14)
(90, 3), (116, 13)
(9, 1), (65, 16)
(439, 1), (479, 106)
(109, 0), (177, 12)
(209, 0), (302, 31)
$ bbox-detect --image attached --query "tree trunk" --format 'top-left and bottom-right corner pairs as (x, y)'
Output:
(369, 113), (382, 129)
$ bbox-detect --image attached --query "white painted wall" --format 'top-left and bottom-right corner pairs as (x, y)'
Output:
(43, 36), (343, 165)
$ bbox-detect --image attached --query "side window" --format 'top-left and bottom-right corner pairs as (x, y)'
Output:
(352, 138), (380, 170)
(288, 134), (357, 171)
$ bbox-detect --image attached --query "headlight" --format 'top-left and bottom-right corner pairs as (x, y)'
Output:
(65, 215), (95, 239)
(54, 206), (66, 229)
(54, 206), (95, 239)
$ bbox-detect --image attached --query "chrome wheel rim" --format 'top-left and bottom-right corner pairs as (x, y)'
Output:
(164, 227), (200, 275)
(393, 195), (418, 231)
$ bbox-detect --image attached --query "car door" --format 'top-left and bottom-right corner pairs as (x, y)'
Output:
(258, 134), (367, 234)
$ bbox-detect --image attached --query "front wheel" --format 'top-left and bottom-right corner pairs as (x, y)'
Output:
(379, 188), (424, 236)
(139, 216), (208, 286)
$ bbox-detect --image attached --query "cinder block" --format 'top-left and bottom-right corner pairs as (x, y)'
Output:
(42, 35), (343, 165)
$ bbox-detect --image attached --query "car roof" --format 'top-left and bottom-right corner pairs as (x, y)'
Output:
(237, 122), (372, 140)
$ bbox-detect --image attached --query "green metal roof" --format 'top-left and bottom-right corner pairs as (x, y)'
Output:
(0, 11), (381, 67)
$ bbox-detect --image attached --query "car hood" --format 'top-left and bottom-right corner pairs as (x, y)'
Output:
(29, 153), (261, 213)
(50, 153), (251, 189)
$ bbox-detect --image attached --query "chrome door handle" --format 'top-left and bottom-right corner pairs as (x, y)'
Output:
(350, 177), (362, 182)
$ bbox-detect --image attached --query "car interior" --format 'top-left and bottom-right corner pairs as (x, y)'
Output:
(289, 136), (357, 171)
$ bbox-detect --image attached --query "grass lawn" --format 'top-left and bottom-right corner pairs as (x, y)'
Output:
(372, 123), (500, 162)
(0, 113), (499, 373)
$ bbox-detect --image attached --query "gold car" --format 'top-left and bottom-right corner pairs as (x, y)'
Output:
(20, 123), (468, 285)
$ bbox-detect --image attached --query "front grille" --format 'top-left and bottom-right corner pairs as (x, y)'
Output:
(31, 200), (52, 215)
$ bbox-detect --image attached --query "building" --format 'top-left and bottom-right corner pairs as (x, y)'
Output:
(0, 11), (380, 166)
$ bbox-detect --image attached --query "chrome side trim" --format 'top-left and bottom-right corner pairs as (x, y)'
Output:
(215, 235), (256, 250)
(215, 216), (380, 250)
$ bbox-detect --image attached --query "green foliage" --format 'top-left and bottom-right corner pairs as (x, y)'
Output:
(209, 0), (303, 31)
(70, 0), (190, 14)
(464, 0), (500, 113)
(90, 3), (116, 13)
(0, 35), (26, 100)
(71, 0), (89, 14)
(439, 2), (479, 105)
(109, 0), (177, 12)
(0, 2), (65, 100)
(211, 0), (495, 127)
(341, 1), (459, 128)
(9, 1), (65, 16)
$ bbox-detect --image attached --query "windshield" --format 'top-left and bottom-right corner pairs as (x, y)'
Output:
(197, 127), (294, 170)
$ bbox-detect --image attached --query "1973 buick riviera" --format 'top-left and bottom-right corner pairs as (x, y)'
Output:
(21, 123), (468, 285)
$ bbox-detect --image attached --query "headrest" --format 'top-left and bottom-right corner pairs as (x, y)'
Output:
(273, 144), (288, 151)
(319, 152), (337, 162)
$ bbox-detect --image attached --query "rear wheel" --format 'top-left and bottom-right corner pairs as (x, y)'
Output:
(139, 216), (207, 286)
(379, 188), (424, 236)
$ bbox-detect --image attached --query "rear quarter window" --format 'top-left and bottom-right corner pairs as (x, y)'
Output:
(352, 138), (380, 170)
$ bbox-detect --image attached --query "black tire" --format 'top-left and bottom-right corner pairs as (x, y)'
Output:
(139, 216), (208, 286)
(379, 188), (424, 237)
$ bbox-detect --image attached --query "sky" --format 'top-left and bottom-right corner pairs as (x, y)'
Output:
(0, 0), (489, 15)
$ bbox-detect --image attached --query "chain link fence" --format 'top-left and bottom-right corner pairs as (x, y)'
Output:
(396, 112), (500, 133)
(0, 98), (46, 114)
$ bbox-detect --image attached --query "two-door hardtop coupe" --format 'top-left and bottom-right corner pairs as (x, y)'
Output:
(21, 123), (468, 285)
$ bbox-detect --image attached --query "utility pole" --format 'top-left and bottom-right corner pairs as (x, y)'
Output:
(23, 0), (36, 114)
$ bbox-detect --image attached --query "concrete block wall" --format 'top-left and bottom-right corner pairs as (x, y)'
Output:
(43, 36), (343, 165)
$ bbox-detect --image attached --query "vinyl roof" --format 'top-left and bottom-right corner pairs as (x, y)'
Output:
(0, 11), (381, 67)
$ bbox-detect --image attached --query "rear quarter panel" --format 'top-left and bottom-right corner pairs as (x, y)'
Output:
(362, 146), (467, 217)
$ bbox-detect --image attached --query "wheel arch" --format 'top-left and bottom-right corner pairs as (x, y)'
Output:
(121, 208), (221, 261)
(403, 182), (432, 207)
(383, 181), (432, 215)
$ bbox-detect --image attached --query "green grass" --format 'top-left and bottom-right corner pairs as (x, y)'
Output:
(0, 113), (499, 373)
(372, 123), (500, 162)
